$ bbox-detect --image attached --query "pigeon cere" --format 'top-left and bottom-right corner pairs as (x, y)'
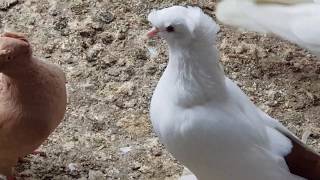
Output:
(0, 0), (319, 180)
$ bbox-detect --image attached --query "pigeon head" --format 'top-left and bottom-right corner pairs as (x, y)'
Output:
(147, 6), (220, 46)
(0, 32), (32, 71)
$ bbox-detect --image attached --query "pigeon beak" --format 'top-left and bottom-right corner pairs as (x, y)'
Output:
(147, 27), (160, 38)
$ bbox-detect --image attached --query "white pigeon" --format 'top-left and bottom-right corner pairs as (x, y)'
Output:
(147, 6), (320, 180)
(216, 0), (320, 57)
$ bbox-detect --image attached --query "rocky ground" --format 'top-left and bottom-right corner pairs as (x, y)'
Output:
(0, 0), (319, 179)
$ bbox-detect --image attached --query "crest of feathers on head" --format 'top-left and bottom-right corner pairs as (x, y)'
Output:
(148, 6), (220, 45)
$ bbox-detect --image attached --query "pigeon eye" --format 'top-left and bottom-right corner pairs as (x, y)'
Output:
(166, 25), (175, 32)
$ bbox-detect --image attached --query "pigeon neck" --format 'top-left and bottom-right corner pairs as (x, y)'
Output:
(1, 58), (62, 111)
(1, 55), (36, 78)
(1, 58), (47, 97)
(166, 44), (227, 107)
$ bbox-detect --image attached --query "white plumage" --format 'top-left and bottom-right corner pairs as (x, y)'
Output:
(216, 0), (320, 57)
(147, 6), (319, 180)
(217, 0), (320, 57)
